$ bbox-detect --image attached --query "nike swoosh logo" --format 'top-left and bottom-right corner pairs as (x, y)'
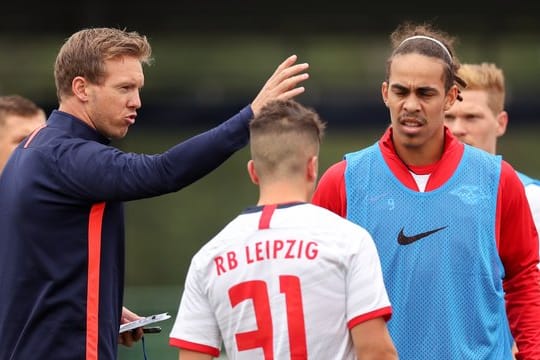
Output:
(397, 226), (447, 245)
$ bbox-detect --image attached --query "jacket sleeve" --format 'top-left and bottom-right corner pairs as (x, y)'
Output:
(54, 105), (253, 201)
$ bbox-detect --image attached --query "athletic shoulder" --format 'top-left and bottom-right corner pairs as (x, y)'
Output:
(500, 160), (524, 188)
(313, 160), (347, 215)
(304, 203), (374, 244)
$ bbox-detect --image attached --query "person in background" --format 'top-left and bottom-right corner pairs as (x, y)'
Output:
(0, 27), (309, 359)
(444, 62), (540, 267)
(312, 21), (540, 359)
(0, 94), (46, 173)
(444, 62), (540, 358)
(169, 99), (397, 360)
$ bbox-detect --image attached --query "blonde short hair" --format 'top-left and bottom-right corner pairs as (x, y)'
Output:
(457, 63), (505, 115)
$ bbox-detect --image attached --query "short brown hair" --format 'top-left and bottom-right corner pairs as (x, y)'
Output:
(0, 95), (45, 125)
(249, 99), (326, 178)
(54, 27), (153, 102)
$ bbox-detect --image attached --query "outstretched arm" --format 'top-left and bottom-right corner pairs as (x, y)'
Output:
(52, 55), (310, 201)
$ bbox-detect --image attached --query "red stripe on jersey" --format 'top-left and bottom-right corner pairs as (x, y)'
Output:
(259, 204), (277, 229)
(347, 306), (393, 329)
(23, 124), (46, 148)
(169, 338), (221, 357)
(86, 202), (106, 360)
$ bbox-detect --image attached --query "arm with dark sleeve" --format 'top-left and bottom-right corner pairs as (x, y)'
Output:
(155, 106), (252, 192)
(498, 161), (540, 359)
(312, 160), (348, 217)
(56, 106), (253, 201)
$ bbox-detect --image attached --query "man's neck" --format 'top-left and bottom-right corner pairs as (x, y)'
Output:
(257, 182), (310, 206)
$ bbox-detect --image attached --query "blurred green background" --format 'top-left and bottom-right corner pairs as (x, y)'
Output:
(1, 2), (539, 358)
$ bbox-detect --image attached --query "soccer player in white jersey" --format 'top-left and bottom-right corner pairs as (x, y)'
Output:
(169, 99), (397, 360)
(444, 62), (540, 268)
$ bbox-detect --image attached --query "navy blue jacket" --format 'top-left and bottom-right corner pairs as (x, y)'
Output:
(0, 106), (252, 359)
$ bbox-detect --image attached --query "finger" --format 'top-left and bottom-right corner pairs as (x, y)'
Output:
(118, 328), (143, 347)
(266, 63), (309, 88)
(121, 307), (140, 323)
(261, 71), (309, 102)
(250, 58), (309, 115)
(119, 332), (133, 347)
(276, 86), (306, 101)
(270, 54), (298, 77)
(273, 73), (310, 94)
(133, 327), (144, 341)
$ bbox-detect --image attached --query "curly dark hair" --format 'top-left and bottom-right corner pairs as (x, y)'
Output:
(385, 21), (467, 100)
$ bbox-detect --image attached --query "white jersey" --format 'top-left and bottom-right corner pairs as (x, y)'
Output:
(169, 202), (391, 359)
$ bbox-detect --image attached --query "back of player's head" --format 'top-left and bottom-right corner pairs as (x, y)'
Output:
(249, 99), (325, 179)
(0, 95), (45, 125)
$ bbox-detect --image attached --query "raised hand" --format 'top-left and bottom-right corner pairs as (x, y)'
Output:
(251, 55), (309, 116)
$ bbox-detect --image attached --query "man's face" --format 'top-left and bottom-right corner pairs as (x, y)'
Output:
(85, 56), (144, 140)
(0, 112), (46, 172)
(382, 53), (457, 162)
(444, 89), (506, 154)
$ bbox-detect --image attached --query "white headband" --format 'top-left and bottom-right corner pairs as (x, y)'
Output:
(397, 35), (452, 62)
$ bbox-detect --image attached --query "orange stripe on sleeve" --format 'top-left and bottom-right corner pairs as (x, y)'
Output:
(86, 202), (106, 360)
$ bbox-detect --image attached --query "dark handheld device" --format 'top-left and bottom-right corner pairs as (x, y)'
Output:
(142, 326), (162, 334)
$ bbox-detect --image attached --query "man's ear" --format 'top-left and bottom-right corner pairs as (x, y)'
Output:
(307, 155), (318, 182)
(72, 76), (90, 102)
(247, 160), (259, 185)
(443, 85), (459, 111)
(496, 110), (509, 137)
(381, 81), (389, 107)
